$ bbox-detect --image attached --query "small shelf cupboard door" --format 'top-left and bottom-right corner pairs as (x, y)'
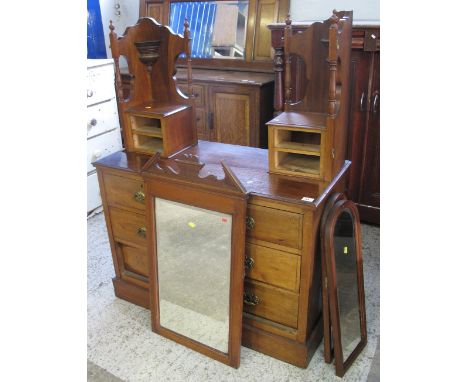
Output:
(209, 86), (256, 146)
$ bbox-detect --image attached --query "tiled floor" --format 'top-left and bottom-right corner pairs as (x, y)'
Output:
(87, 212), (380, 381)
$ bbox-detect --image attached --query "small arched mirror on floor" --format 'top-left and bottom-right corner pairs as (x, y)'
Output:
(322, 199), (367, 377)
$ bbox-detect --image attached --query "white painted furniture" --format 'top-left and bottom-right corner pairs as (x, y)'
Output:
(87, 59), (123, 213)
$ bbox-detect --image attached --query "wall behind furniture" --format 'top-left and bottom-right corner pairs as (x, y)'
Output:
(290, 0), (379, 22)
(99, 0), (139, 59)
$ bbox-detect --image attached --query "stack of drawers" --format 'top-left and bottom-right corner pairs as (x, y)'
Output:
(243, 202), (303, 330)
(95, 159), (152, 307)
(87, 59), (123, 213)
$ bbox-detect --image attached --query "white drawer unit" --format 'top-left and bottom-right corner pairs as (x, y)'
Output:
(87, 128), (122, 173)
(87, 59), (123, 213)
(87, 59), (117, 106)
(87, 99), (120, 139)
(87, 172), (102, 212)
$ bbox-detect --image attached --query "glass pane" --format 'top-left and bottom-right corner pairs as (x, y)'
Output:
(333, 210), (361, 360)
(169, 1), (249, 59)
(155, 197), (232, 353)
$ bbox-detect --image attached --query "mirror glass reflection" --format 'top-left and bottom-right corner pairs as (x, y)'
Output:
(333, 210), (361, 360)
(169, 1), (249, 59)
(155, 198), (232, 353)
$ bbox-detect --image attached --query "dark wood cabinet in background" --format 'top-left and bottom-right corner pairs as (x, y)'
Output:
(347, 28), (380, 224)
(268, 23), (380, 224)
(176, 69), (274, 147)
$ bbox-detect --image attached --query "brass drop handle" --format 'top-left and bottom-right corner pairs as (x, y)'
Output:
(246, 216), (255, 230)
(133, 189), (145, 203)
(243, 292), (260, 306)
(137, 227), (146, 238)
(244, 256), (255, 270)
(360, 92), (366, 112)
(372, 93), (379, 113)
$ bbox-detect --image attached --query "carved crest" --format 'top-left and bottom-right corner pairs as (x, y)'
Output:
(149, 153), (246, 195)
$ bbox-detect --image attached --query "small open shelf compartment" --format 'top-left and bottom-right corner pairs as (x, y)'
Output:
(268, 123), (324, 178)
(274, 129), (321, 155)
(129, 114), (164, 155)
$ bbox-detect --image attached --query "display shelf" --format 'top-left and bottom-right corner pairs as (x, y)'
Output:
(275, 152), (320, 175)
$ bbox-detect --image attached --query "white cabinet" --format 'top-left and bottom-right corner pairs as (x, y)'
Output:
(87, 59), (123, 213)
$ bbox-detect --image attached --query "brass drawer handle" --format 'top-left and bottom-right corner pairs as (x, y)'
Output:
(137, 227), (146, 238)
(244, 256), (255, 270)
(246, 216), (255, 230)
(243, 292), (260, 306)
(133, 190), (145, 203)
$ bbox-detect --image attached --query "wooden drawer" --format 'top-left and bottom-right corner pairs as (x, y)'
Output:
(103, 173), (146, 213)
(121, 245), (149, 278)
(245, 243), (300, 292)
(177, 83), (205, 107)
(247, 204), (303, 250)
(243, 280), (299, 329)
(109, 207), (147, 247)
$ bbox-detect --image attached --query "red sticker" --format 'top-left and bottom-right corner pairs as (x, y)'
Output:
(221, 218), (227, 223)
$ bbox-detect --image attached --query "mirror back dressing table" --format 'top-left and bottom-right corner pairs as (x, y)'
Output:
(94, 10), (356, 368)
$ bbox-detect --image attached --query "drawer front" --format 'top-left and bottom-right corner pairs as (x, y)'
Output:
(87, 63), (116, 106)
(87, 172), (102, 213)
(121, 245), (149, 278)
(247, 204), (303, 250)
(178, 83), (205, 106)
(245, 243), (300, 292)
(87, 98), (120, 139)
(109, 207), (147, 247)
(243, 280), (299, 328)
(87, 129), (122, 173)
(103, 173), (145, 212)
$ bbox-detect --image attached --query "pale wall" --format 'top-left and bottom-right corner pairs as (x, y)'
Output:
(290, 0), (379, 22)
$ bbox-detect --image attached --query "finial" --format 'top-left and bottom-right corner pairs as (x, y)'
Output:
(330, 10), (339, 24)
(184, 18), (189, 30)
(109, 20), (115, 31)
(285, 14), (291, 26)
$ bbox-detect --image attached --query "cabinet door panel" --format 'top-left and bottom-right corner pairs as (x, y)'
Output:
(359, 53), (380, 210)
(210, 86), (254, 146)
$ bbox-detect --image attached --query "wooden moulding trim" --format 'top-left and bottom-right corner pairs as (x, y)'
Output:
(312, 160), (351, 208)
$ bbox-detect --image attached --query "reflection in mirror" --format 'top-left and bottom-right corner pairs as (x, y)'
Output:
(169, 1), (249, 59)
(333, 210), (361, 361)
(155, 197), (232, 353)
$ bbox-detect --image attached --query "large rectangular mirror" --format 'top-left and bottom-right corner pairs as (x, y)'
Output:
(143, 157), (247, 368)
(155, 198), (232, 352)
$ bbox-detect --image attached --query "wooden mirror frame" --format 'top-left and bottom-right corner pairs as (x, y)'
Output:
(320, 192), (347, 364)
(139, 0), (290, 72)
(323, 199), (367, 377)
(143, 154), (247, 368)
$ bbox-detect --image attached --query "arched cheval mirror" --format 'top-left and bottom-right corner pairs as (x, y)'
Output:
(142, 154), (247, 368)
(320, 192), (347, 364)
(323, 199), (367, 377)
